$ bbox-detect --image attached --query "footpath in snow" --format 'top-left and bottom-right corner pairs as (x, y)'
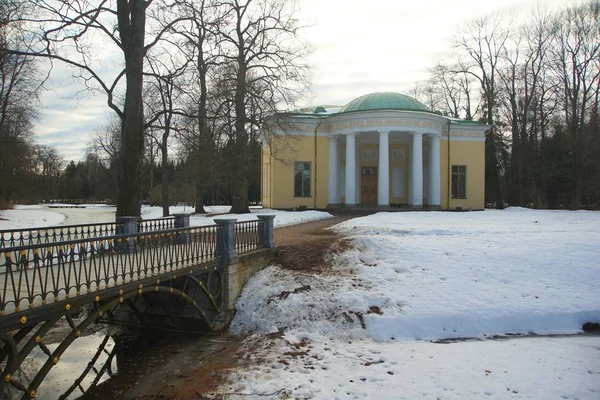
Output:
(223, 208), (600, 399)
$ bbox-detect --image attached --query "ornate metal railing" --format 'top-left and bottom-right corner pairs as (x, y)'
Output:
(0, 224), (219, 316)
(0, 222), (122, 249)
(138, 217), (176, 232)
(235, 220), (262, 253)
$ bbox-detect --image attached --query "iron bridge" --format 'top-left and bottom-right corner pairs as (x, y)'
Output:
(0, 216), (269, 399)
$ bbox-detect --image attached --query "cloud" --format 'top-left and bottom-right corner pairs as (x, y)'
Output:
(33, 0), (570, 160)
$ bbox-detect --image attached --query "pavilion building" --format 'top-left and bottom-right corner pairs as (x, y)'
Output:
(261, 92), (489, 210)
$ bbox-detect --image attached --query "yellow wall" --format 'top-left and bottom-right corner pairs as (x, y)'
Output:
(267, 135), (329, 209)
(440, 139), (485, 210)
(263, 135), (485, 210)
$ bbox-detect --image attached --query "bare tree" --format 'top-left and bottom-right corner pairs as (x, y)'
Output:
(33, 145), (63, 201)
(0, 1), (39, 206)
(550, 1), (600, 209)
(145, 55), (190, 216)
(454, 12), (511, 207)
(177, 0), (225, 213)
(217, 0), (309, 214)
(6, 1), (190, 216)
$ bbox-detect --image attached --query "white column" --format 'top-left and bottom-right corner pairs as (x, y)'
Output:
(378, 130), (390, 207)
(345, 133), (357, 206)
(410, 132), (423, 207)
(328, 135), (338, 205)
(429, 135), (441, 207)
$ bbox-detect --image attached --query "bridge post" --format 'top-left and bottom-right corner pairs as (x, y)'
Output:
(257, 215), (276, 248)
(173, 213), (191, 244)
(215, 219), (237, 260)
(116, 216), (139, 253)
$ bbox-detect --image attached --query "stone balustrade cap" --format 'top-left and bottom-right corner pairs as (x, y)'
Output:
(214, 218), (237, 224)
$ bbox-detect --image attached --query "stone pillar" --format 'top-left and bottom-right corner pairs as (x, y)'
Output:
(344, 133), (357, 206)
(116, 216), (138, 253)
(173, 213), (190, 228)
(429, 135), (441, 208)
(257, 215), (275, 248)
(214, 219), (237, 261)
(328, 135), (339, 206)
(378, 130), (390, 207)
(173, 213), (191, 244)
(410, 133), (424, 207)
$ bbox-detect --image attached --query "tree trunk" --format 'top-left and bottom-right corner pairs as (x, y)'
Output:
(116, 0), (147, 218)
(161, 144), (169, 217)
(195, 60), (209, 215)
(194, 179), (206, 213)
(230, 49), (250, 214)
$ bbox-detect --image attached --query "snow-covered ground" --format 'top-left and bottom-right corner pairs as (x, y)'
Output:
(140, 205), (332, 228)
(0, 204), (332, 231)
(224, 208), (600, 399)
(227, 334), (599, 400)
(0, 205), (66, 229)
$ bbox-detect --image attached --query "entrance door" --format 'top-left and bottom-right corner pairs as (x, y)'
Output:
(361, 167), (378, 205)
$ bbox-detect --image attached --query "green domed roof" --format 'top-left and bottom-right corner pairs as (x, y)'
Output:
(340, 92), (430, 113)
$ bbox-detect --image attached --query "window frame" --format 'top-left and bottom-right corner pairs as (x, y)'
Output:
(293, 161), (312, 198)
(451, 165), (467, 199)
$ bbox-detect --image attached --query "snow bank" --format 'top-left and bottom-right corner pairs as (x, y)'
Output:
(232, 209), (600, 341)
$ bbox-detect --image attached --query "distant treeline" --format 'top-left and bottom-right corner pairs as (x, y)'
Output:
(411, 1), (600, 209)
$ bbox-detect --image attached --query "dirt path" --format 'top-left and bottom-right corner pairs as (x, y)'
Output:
(274, 215), (357, 246)
(272, 215), (358, 272)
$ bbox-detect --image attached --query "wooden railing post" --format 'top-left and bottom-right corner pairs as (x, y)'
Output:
(257, 215), (276, 249)
(215, 219), (237, 261)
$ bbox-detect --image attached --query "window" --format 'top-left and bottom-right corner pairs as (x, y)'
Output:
(452, 166), (467, 199)
(294, 162), (311, 197)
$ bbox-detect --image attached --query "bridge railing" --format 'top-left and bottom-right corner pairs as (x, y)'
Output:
(0, 222), (122, 249)
(0, 225), (219, 315)
(0, 217), (182, 249)
(138, 217), (176, 232)
(0, 216), (275, 317)
(235, 220), (262, 253)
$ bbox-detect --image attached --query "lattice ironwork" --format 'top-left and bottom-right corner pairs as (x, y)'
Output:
(0, 217), (269, 399)
(0, 225), (219, 320)
(58, 334), (117, 400)
(0, 276), (222, 399)
(0, 222), (122, 249)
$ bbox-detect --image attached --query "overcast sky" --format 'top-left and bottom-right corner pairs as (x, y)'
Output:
(34, 0), (569, 161)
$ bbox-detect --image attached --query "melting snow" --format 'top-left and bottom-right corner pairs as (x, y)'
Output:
(226, 208), (600, 399)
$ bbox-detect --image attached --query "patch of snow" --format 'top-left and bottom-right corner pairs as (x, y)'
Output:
(0, 208), (66, 230)
(223, 334), (600, 400)
(234, 210), (600, 341)
(226, 209), (600, 398)
(141, 205), (333, 228)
